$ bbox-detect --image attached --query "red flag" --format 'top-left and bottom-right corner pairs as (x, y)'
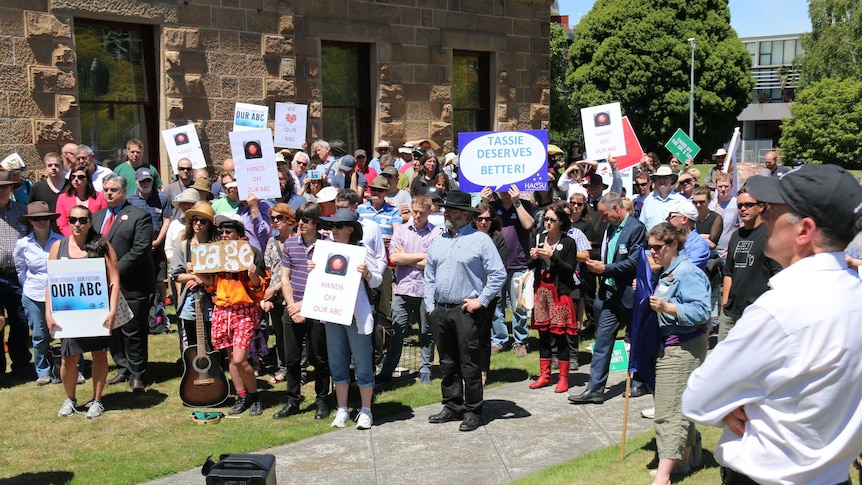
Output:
(614, 116), (643, 170)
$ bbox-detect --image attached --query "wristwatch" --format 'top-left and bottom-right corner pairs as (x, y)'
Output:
(513, 200), (522, 208)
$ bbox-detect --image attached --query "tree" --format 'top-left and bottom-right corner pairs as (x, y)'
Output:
(779, 78), (862, 167)
(565, 0), (753, 157)
(549, 22), (578, 152)
(798, 0), (862, 87)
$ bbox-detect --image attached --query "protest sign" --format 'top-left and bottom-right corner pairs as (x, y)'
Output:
(457, 130), (548, 192)
(233, 102), (269, 132)
(581, 102), (627, 160)
(48, 258), (110, 338)
(665, 128), (701, 163)
(191, 240), (256, 274)
(614, 116), (644, 171)
(588, 339), (630, 373)
(300, 240), (368, 326)
(161, 124), (207, 173)
(274, 103), (308, 148)
(228, 128), (281, 200)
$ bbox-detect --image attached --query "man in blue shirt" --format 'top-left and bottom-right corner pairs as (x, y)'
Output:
(639, 166), (686, 231)
(424, 190), (506, 432)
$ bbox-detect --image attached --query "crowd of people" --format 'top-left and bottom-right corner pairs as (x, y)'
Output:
(3, 137), (862, 484)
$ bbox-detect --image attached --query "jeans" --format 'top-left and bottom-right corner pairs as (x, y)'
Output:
(489, 294), (507, 349)
(21, 296), (50, 378)
(382, 294), (433, 377)
(588, 289), (632, 392)
(495, 269), (530, 346)
(0, 273), (31, 375)
(325, 320), (374, 388)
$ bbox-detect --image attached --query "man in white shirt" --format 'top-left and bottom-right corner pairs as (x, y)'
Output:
(683, 165), (862, 485)
(74, 144), (111, 192)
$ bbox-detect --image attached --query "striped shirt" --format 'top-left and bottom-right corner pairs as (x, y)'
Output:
(357, 201), (401, 240)
(281, 233), (322, 302)
(0, 200), (27, 269)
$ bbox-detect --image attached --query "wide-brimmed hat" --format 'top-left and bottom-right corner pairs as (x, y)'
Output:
(712, 148), (728, 160)
(172, 188), (201, 208)
(18, 201), (60, 224)
(215, 212), (244, 227)
(407, 138), (440, 151)
(369, 175), (389, 191)
(0, 170), (22, 188)
(443, 152), (458, 166)
(745, 164), (862, 241)
(650, 166), (679, 184)
(440, 190), (480, 213)
(329, 140), (348, 157)
(582, 173), (608, 189)
(190, 178), (214, 200)
(183, 201), (215, 222)
(381, 166), (399, 177)
(424, 186), (444, 202)
(376, 140), (392, 150)
(315, 186), (338, 204)
(320, 208), (363, 238)
(398, 144), (413, 155)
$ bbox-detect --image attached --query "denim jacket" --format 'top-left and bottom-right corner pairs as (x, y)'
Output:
(653, 254), (711, 337)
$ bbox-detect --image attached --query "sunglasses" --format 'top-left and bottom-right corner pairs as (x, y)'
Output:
(570, 202), (584, 207)
(178, 166), (192, 171)
(272, 214), (287, 222)
(190, 217), (208, 224)
(635, 182), (650, 187)
(331, 222), (349, 229)
(648, 243), (667, 252)
(298, 217), (313, 224)
(693, 200), (708, 205)
(218, 228), (236, 235)
(475, 216), (492, 222)
(72, 174), (88, 180)
(679, 178), (694, 185)
(544, 218), (559, 223)
(738, 202), (761, 209)
(296, 161), (308, 167)
(30, 216), (51, 222)
(370, 187), (386, 193)
(68, 216), (90, 225)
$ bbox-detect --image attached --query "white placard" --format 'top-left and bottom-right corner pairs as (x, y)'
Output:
(274, 103), (308, 148)
(48, 258), (111, 338)
(160, 123), (207, 173)
(233, 102), (269, 132)
(300, 240), (368, 326)
(580, 102), (627, 160)
(228, 128), (281, 200)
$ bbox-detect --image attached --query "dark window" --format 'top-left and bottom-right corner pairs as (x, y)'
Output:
(74, 20), (157, 168)
(321, 42), (370, 150)
(453, 51), (490, 147)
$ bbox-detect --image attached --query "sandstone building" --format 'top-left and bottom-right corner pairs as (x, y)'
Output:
(0, 0), (551, 178)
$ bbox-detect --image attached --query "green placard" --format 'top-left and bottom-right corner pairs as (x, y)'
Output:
(588, 339), (630, 373)
(665, 128), (701, 162)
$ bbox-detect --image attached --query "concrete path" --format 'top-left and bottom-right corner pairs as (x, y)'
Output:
(145, 366), (655, 485)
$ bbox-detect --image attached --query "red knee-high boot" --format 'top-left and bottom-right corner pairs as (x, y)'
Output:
(530, 358), (553, 389)
(555, 360), (570, 393)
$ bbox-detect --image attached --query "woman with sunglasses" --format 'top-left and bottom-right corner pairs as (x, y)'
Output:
(472, 202), (507, 386)
(261, 203), (296, 386)
(13, 202), (63, 385)
(56, 163), (107, 236)
(526, 203), (584, 392)
(309, 208), (382, 430)
(646, 222), (710, 485)
(170, 202), (217, 353)
(301, 174), (328, 202)
(197, 213), (269, 416)
(46, 205), (121, 419)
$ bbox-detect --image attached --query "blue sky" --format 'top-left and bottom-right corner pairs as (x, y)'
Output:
(555, 0), (811, 37)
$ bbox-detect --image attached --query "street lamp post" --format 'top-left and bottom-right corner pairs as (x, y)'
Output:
(688, 37), (695, 140)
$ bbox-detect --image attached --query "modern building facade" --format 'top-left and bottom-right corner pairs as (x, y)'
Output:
(737, 33), (803, 163)
(0, 0), (551, 178)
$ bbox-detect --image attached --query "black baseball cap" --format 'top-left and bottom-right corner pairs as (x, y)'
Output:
(744, 164), (862, 240)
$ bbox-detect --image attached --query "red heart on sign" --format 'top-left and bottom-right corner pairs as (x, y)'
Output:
(285, 114), (297, 124)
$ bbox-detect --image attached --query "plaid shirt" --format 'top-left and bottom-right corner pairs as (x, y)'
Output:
(0, 200), (27, 269)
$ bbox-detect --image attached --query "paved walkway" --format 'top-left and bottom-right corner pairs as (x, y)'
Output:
(145, 365), (655, 485)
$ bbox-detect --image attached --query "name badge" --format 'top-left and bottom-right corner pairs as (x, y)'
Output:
(618, 243), (628, 255)
(658, 284), (669, 293)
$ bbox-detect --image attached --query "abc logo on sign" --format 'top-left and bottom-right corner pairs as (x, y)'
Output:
(594, 112), (611, 127)
(325, 254), (349, 276)
(244, 140), (263, 159)
(174, 132), (189, 145)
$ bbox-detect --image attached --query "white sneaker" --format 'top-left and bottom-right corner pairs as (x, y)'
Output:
(355, 410), (373, 430)
(642, 407), (655, 419)
(58, 398), (77, 417)
(85, 400), (105, 419)
(331, 408), (350, 428)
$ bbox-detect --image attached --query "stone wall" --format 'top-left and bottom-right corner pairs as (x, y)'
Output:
(0, 0), (551, 177)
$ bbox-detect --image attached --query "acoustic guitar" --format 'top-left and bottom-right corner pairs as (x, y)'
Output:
(179, 289), (228, 407)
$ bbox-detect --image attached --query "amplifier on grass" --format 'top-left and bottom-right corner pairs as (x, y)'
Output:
(203, 453), (276, 485)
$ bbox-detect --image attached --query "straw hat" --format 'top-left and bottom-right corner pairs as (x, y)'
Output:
(183, 201), (215, 222)
(190, 179), (214, 200)
(172, 188), (201, 208)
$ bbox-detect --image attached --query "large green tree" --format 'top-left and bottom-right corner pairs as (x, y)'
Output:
(780, 78), (862, 166)
(798, 0), (862, 87)
(550, 22), (578, 152)
(565, 0), (753, 157)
